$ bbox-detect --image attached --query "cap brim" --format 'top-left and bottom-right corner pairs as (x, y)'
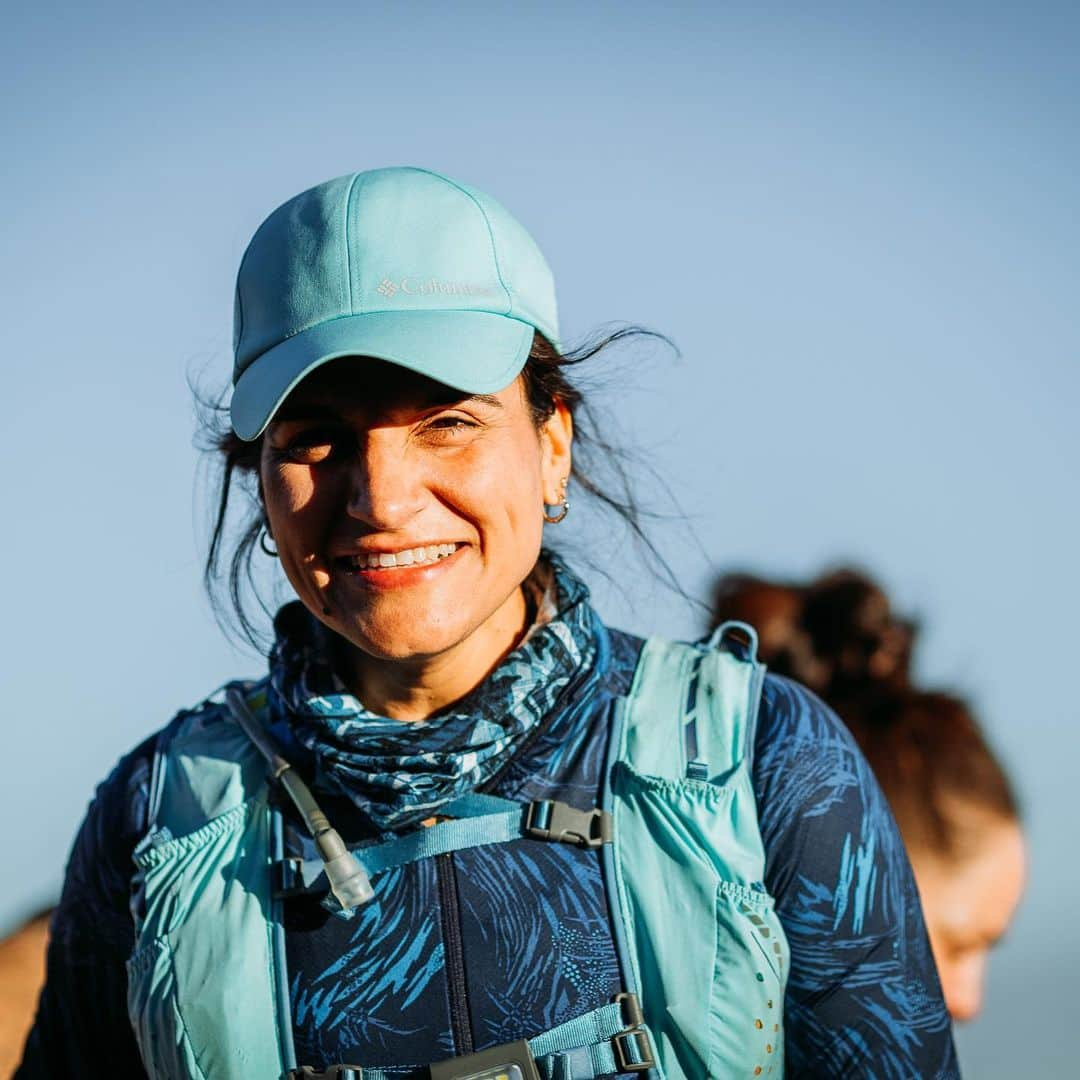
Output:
(230, 310), (535, 441)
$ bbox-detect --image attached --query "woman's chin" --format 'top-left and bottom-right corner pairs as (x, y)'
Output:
(331, 613), (475, 664)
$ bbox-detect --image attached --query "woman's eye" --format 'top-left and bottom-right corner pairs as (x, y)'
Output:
(277, 429), (349, 463)
(422, 416), (477, 439)
(286, 443), (333, 464)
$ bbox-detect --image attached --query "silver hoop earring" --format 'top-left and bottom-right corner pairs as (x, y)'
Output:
(543, 478), (570, 525)
(259, 529), (278, 557)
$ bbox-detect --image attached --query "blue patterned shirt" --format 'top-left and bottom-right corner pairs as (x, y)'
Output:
(18, 608), (958, 1078)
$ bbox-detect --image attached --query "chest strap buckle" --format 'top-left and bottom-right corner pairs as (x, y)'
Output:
(429, 1039), (541, 1080)
(525, 800), (612, 848)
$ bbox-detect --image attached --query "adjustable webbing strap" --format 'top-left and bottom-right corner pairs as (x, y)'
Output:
(530, 999), (625, 1056)
(277, 795), (611, 900)
(357, 797), (525, 875)
(530, 996), (654, 1077)
(286, 996), (655, 1080)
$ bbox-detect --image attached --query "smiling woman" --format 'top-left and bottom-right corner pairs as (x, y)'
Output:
(19, 168), (960, 1079)
(257, 359), (570, 704)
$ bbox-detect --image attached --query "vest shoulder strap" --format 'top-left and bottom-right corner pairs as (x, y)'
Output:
(621, 624), (765, 784)
(143, 680), (270, 840)
(605, 626), (780, 1080)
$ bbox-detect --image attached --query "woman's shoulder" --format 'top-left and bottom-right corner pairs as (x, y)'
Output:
(752, 672), (888, 840)
(755, 671), (861, 756)
(69, 678), (266, 867)
(42, 677), (269, 965)
(751, 671), (914, 923)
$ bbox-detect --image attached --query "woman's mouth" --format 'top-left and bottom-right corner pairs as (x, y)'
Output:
(337, 542), (461, 572)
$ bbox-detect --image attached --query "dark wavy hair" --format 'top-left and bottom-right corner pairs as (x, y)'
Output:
(711, 567), (1019, 857)
(195, 327), (687, 651)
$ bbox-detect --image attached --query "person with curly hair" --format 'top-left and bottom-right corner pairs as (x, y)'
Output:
(712, 568), (1025, 1022)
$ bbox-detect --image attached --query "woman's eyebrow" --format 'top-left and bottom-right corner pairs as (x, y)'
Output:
(272, 392), (504, 426)
(429, 391), (504, 410)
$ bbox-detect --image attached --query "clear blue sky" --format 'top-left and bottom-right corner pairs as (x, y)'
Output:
(2, 2), (1077, 1073)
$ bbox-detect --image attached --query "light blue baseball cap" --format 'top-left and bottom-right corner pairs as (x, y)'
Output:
(230, 167), (560, 440)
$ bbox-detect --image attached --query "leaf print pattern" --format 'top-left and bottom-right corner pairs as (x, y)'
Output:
(455, 841), (622, 1043)
(288, 860), (452, 1067)
(21, 571), (957, 1078)
(756, 675), (958, 1078)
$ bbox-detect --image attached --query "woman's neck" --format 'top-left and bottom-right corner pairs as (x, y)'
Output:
(338, 585), (532, 722)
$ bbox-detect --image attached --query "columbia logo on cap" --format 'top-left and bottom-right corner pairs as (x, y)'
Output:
(230, 166), (560, 441)
(375, 277), (499, 300)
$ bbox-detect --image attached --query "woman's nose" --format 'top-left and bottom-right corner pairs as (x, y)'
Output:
(345, 438), (427, 529)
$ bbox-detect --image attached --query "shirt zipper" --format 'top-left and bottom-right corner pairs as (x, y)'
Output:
(436, 852), (473, 1055)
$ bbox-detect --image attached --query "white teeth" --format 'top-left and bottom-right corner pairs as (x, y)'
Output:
(349, 543), (458, 570)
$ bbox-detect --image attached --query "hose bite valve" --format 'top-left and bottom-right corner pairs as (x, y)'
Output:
(316, 827), (374, 912)
(225, 687), (374, 914)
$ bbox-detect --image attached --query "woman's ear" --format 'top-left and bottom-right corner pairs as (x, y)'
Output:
(540, 399), (574, 502)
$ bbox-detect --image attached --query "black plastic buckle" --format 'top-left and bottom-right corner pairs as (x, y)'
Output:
(612, 1028), (655, 1073)
(286, 1066), (364, 1080)
(428, 1039), (541, 1080)
(524, 800), (612, 848)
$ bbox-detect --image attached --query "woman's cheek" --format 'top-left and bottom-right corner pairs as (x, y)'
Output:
(466, 466), (543, 554)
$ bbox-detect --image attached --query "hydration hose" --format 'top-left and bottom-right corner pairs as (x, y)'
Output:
(225, 688), (374, 911)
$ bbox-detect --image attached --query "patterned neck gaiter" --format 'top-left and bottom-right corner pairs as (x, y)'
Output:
(267, 552), (601, 830)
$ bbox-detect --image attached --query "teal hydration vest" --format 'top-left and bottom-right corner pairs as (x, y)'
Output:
(127, 628), (789, 1079)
